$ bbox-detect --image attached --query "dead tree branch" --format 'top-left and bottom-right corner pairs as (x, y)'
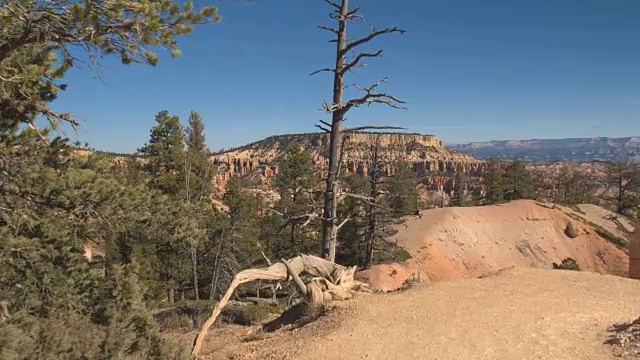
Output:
(344, 26), (406, 55)
(282, 258), (308, 296)
(342, 49), (382, 74)
(310, 67), (336, 76)
(260, 250), (272, 266)
(323, 0), (341, 11)
(344, 77), (407, 112)
(318, 25), (339, 35)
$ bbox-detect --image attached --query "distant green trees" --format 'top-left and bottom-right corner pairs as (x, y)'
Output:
(483, 159), (506, 204)
(503, 161), (535, 201)
(386, 161), (419, 217)
(452, 165), (468, 207)
(335, 142), (418, 269)
(482, 159), (536, 205)
(271, 145), (321, 258)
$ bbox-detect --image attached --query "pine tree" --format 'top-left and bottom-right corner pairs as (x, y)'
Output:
(337, 154), (417, 269)
(335, 173), (368, 266)
(0, 0), (221, 133)
(452, 166), (467, 207)
(483, 159), (504, 205)
(387, 160), (419, 217)
(0, 132), (189, 358)
(1, 1), (223, 356)
(185, 111), (214, 203)
(209, 177), (261, 300)
(138, 110), (186, 197)
(183, 111), (215, 300)
(94, 264), (187, 359)
(272, 145), (321, 258)
(503, 161), (534, 201)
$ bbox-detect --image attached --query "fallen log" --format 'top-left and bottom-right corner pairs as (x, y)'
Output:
(190, 254), (370, 357)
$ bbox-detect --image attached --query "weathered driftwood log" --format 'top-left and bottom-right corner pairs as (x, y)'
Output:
(190, 254), (370, 357)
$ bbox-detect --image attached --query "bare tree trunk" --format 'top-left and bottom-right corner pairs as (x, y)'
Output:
(321, 0), (349, 262)
(209, 230), (225, 300)
(364, 206), (376, 269)
(191, 245), (199, 301)
(315, 0), (406, 262)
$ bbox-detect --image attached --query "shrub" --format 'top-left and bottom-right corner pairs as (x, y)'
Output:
(0, 265), (188, 360)
(553, 257), (580, 271)
(154, 301), (277, 330)
(153, 300), (213, 331)
(221, 304), (273, 326)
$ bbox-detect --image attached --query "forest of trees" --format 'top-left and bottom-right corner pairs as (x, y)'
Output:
(478, 159), (640, 214)
(0, 0), (420, 357)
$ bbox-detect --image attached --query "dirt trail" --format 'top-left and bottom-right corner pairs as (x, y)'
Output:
(359, 200), (629, 292)
(203, 267), (640, 360)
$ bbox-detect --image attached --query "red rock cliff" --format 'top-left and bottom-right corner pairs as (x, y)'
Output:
(211, 132), (486, 197)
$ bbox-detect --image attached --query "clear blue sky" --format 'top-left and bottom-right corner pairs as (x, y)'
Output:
(52, 0), (640, 153)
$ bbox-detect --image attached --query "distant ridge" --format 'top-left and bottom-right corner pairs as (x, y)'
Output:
(213, 131), (437, 155)
(449, 136), (640, 163)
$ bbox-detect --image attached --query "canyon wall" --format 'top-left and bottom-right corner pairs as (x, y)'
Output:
(211, 132), (487, 198)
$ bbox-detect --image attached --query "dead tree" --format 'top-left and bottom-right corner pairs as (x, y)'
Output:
(606, 162), (640, 214)
(190, 254), (371, 357)
(313, 0), (406, 262)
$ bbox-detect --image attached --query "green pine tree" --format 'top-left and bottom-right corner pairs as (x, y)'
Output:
(452, 166), (467, 207)
(209, 177), (262, 300)
(185, 111), (214, 203)
(138, 110), (186, 197)
(483, 159), (504, 205)
(503, 161), (534, 201)
(272, 145), (321, 258)
(0, 0), (221, 133)
(387, 160), (419, 217)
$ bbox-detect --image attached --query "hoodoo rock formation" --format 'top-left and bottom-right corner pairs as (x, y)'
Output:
(211, 132), (486, 197)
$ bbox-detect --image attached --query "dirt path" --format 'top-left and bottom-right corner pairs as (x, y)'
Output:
(202, 267), (640, 360)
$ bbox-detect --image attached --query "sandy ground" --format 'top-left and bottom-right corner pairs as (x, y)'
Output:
(359, 200), (630, 292)
(568, 203), (635, 236)
(197, 267), (640, 360)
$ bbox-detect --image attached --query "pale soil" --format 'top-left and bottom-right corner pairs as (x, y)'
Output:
(568, 203), (635, 236)
(195, 267), (640, 360)
(359, 200), (629, 292)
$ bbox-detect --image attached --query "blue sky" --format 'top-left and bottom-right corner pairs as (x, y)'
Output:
(52, 0), (640, 153)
